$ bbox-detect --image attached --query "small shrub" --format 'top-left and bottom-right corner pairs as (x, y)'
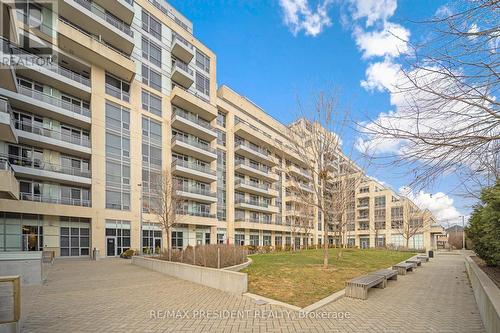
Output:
(160, 244), (247, 268)
(120, 248), (136, 259)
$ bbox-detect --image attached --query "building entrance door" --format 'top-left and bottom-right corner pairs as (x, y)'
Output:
(106, 237), (116, 257)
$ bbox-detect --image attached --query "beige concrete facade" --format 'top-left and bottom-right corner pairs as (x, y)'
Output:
(0, 0), (441, 258)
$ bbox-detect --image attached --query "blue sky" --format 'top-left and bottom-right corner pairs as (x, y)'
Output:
(168, 0), (471, 225)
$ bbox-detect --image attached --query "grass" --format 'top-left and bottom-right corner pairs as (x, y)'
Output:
(242, 248), (414, 308)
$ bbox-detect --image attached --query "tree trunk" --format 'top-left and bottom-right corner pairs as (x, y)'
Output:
(323, 232), (329, 269)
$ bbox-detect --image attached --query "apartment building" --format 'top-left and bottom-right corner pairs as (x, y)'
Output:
(0, 0), (440, 258)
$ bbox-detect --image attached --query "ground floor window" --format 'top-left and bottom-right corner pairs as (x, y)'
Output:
(105, 220), (131, 256)
(360, 237), (370, 249)
(142, 223), (162, 254)
(249, 234), (259, 246)
(294, 237), (301, 249)
(391, 234), (404, 247)
(285, 236), (291, 246)
(263, 235), (271, 246)
(172, 231), (183, 249)
(0, 213), (43, 251)
(235, 234), (244, 246)
(196, 232), (210, 245)
(409, 234), (424, 249)
(217, 233), (225, 244)
(60, 217), (90, 256)
(275, 235), (282, 247)
(347, 238), (355, 247)
(376, 236), (386, 248)
(318, 238), (322, 246)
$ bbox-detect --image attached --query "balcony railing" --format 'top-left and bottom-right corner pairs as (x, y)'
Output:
(172, 135), (216, 154)
(13, 120), (91, 148)
(235, 141), (269, 157)
(73, 0), (133, 37)
(172, 33), (194, 50)
(235, 217), (273, 224)
(235, 179), (270, 191)
(5, 155), (91, 178)
(172, 107), (214, 131)
(0, 157), (14, 172)
(176, 209), (215, 218)
(20, 193), (91, 207)
(177, 184), (215, 197)
(172, 59), (194, 76)
(171, 159), (216, 175)
(105, 83), (130, 102)
(235, 198), (275, 209)
(17, 85), (91, 118)
(235, 160), (270, 174)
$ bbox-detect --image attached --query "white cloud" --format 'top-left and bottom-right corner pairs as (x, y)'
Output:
(404, 189), (462, 223)
(279, 0), (333, 37)
(349, 0), (397, 27)
(360, 58), (401, 91)
(354, 23), (410, 59)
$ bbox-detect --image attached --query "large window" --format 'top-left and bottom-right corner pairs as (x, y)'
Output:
(172, 231), (183, 249)
(141, 9), (162, 40)
(249, 235), (259, 246)
(195, 50), (210, 72)
(142, 89), (162, 116)
(0, 213), (43, 252)
(60, 217), (90, 257)
(142, 37), (162, 68)
(105, 73), (130, 102)
(235, 234), (245, 246)
(142, 223), (162, 254)
(105, 220), (131, 256)
(142, 64), (162, 92)
(195, 72), (210, 96)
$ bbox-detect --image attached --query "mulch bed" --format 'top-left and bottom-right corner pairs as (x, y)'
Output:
(471, 255), (500, 289)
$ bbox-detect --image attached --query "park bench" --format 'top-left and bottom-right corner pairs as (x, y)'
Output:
(368, 268), (398, 282)
(417, 255), (429, 262)
(406, 258), (423, 266)
(345, 274), (386, 300)
(392, 262), (416, 275)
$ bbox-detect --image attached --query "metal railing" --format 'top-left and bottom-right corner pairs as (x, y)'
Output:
(13, 120), (91, 147)
(171, 159), (216, 175)
(235, 141), (269, 157)
(20, 193), (91, 207)
(0, 157), (14, 172)
(73, 0), (133, 37)
(172, 135), (216, 154)
(172, 59), (194, 76)
(177, 184), (216, 197)
(235, 217), (273, 224)
(176, 209), (215, 218)
(235, 160), (270, 174)
(17, 85), (91, 118)
(105, 83), (130, 102)
(235, 198), (275, 209)
(172, 33), (194, 50)
(0, 276), (20, 325)
(172, 107), (214, 131)
(171, 83), (210, 103)
(5, 155), (91, 178)
(234, 179), (270, 191)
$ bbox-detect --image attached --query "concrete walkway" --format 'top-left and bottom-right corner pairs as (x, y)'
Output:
(21, 254), (485, 332)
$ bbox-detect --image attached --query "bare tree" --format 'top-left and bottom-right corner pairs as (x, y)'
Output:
(151, 170), (183, 256)
(395, 197), (426, 249)
(358, 0), (499, 193)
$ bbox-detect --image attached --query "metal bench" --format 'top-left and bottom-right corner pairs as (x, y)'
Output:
(368, 268), (398, 282)
(406, 258), (423, 266)
(345, 274), (386, 300)
(392, 262), (416, 275)
(417, 255), (429, 262)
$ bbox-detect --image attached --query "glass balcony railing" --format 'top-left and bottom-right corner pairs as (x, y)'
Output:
(234, 179), (270, 191)
(176, 209), (215, 218)
(176, 184), (215, 197)
(17, 85), (91, 118)
(172, 135), (216, 154)
(5, 155), (91, 178)
(172, 33), (194, 50)
(235, 198), (275, 209)
(172, 59), (194, 76)
(235, 160), (270, 174)
(171, 160), (215, 175)
(20, 193), (91, 207)
(13, 120), (91, 148)
(235, 141), (269, 157)
(73, 0), (133, 37)
(172, 107), (214, 131)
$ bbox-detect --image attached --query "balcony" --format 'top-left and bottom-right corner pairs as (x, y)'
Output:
(0, 158), (19, 200)
(57, 18), (135, 81)
(6, 155), (91, 186)
(234, 161), (278, 182)
(234, 117), (276, 149)
(59, 0), (134, 54)
(176, 184), (217, 204)
(176, 209), (217, 227)
(288, 164), (312, 180)
(171, 107), (217, 141)
(0, 85), (91, 128)
(13, 119), (91, 158)
(171, 135), (217, 162)
(0, 97), (18, 144)
(93, 0), (134, 25)
(286, 180), (314, 194)
(234, 179), (278, 197)
(20, 193), (91, 207)
(105, 83), (130, 103)
(171, 33), (195, 63)
(171, 160), (217, 183)
(171, 59), (194, 89)
(0, 38), (18, 92)
(235, 199), (279, 214)
(234, 141), (275, 165)
(171, 85), (217, 121)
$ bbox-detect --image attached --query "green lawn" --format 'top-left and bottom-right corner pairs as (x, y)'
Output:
(242, 248), (414, 307)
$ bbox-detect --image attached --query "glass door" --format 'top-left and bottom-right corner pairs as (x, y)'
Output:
(106, 237), (116, 257)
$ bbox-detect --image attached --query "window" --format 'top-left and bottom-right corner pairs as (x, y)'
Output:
(105, 220), (131, 255)
(142, 9), (161, 40)
(375, 196), (386, 207)
(142, 223), (162, 254)
(216, 129), (226, 146)
(359, 186), (369, 193)
(60, 218), (90, 256)
(105, 73), (130, 102)
(195, 50), (210, 72)
(142, 37), (162, 67)
(217, 111), (226, 127)
(142, 64), (162, 92)
(105, 101), (130, 132)
(172, 231), (183, 249)
(106, 189), (130, 210)
(235, 234), (245, 246)
(195, 72), (209, 96)
(106, 132), (130, 160)
(217, 233), (225, 244)
(142, 89), (162, 116)
(249, 235), (259, 246)
(275, 236), (282, 247)
(263, 235), (271, 246)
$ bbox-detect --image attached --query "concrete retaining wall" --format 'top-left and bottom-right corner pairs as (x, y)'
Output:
(464, 256), (500, 333)
(132, 256), (248, 294)
(0, 252), (42, 285)
(223, 257), (252, 272)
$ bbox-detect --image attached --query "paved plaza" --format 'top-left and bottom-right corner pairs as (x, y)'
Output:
(22, 254), (485, 332)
